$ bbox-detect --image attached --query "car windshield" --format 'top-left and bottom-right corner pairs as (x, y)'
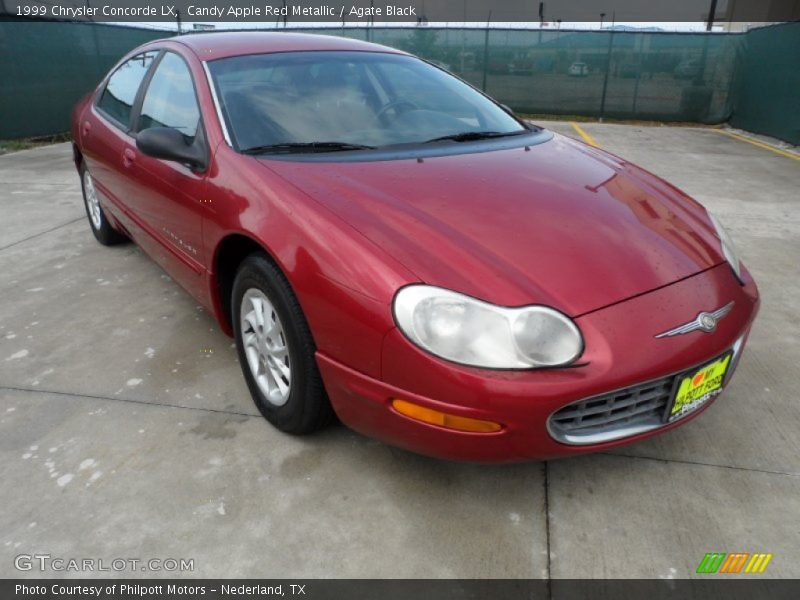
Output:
(207, 51), (528, 154)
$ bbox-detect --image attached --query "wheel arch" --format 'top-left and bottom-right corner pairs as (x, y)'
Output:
(72, 143), (83, 171)
(210, 232), (288, 336)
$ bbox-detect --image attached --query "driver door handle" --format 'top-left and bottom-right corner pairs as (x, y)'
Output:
(122, 148), (136, 168)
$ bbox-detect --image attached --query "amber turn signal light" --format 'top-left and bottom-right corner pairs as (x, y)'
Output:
(391, 399), (502, 433)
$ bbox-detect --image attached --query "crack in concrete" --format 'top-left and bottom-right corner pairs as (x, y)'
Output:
(543, 461), (552, 590)
(3, 387), (796, 478)
(0, 385), (261, 420)
(599, 451), (800, 478)
(0, 181), (77, 186)
(0, 217), (84, 252)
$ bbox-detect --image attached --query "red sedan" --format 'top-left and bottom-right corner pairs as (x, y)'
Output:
(71, 33), (759, 461)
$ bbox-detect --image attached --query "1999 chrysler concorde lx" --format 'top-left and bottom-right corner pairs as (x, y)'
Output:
(71, 32), (759, 461)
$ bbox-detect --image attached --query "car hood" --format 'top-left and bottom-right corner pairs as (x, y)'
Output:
(258, 134), (723, 316)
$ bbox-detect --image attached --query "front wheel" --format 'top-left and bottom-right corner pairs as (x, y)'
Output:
(80, 163), (126, 245)
(232, 253), (334, 434)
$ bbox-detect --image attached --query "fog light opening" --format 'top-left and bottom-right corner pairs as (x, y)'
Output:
(391, 399), (502, 433)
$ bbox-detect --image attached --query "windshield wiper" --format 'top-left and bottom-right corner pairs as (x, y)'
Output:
(241, 142), (376, 155)
(424, 130), (529, 144)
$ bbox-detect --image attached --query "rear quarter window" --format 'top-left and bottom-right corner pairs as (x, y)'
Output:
(97, 51), (159, 128)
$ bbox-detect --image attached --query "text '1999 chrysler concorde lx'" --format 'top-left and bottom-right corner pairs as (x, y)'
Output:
(71, 32), (759, 462)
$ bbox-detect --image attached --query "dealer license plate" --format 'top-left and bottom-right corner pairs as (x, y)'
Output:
(668, 353), (732, 422)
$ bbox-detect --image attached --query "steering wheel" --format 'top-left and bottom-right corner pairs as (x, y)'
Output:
(376, 100), (420, 124)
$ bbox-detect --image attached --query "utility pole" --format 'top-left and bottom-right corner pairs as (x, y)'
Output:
(460, 0), (466, 73)
(706, 0), (718, 31)
(695, 0), (718, 88)
(176, 9), (182, 34)
(537, 2), (544, 46)
(85, 0), (103, 80)
(599, 10), (615, 120)
(481, 10), (491, 92)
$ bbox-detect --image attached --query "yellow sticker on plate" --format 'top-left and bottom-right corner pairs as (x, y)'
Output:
(671, 354), (732, 420)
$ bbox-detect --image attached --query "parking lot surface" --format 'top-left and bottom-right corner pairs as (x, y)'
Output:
(1, 123), (798, 578)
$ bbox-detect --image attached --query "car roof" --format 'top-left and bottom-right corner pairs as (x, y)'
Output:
(169, 31), (406, 61)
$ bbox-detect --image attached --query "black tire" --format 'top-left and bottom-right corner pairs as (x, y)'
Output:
(79, 162), (127, 245)
(232, 253), (334, 434)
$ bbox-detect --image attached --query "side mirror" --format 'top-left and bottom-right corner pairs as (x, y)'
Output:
(136, 127), (206, 171)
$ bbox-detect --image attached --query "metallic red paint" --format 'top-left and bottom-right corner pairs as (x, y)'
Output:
(265, 134), (724, 316)
(72, 33), (759, 462)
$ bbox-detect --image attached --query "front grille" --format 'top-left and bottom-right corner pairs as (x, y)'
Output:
(548, 375), (676, 445)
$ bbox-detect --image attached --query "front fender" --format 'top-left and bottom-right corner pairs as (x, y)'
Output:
(204, 146), (419, 379)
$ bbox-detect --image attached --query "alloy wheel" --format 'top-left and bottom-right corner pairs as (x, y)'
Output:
(83, 170), (103, 230)
(240, 288), (292, 406)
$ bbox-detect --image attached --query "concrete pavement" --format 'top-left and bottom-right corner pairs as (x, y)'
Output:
(1, 124), (798, 578)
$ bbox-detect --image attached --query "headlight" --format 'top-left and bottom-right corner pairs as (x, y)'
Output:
(708, 212), (743, 282)
(393, 285), (583, 369)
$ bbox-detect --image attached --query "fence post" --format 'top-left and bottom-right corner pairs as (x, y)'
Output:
(86, 20), (103, 82)
(631, 34), (644, 116)
(481, 26), (490, 91)
(599, 29), (615, 120)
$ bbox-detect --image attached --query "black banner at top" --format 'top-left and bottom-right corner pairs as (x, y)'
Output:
(2, 0), (800, 23)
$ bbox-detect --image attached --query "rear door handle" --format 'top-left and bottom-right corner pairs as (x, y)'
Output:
(81, 121), (91, 137)
(122, 148), (136, 168)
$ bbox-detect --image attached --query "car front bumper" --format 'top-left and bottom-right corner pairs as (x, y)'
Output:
(317, 264), (759, 462)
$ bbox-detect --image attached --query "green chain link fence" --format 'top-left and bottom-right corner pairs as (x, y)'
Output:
(729, 22), (800, 146)
(0, 20), (166, 139)
(314, 26), (744, 124)
(1, 20), (798, 143)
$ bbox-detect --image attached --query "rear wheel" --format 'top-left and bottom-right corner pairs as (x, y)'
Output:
(80, 163), (126, 245)
(232, 253), (334, 434)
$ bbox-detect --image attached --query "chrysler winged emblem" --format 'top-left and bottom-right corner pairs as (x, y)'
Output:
(655, 302), (735, 338)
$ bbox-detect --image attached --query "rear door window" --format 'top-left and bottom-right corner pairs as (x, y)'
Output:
(97, 51), (159, 128)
